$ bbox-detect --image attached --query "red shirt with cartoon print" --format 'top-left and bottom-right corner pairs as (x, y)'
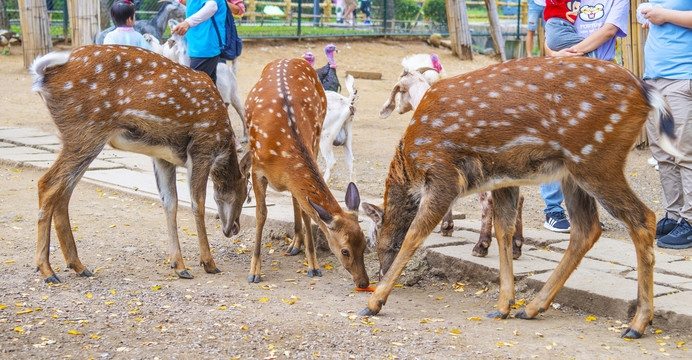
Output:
(543, 0), (581, 24)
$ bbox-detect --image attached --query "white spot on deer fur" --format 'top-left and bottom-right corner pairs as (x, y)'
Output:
(466, 110), (474, 117)
(94, 64), (103, 74)
(565, 81), (576, 88)
(431, 119), (443, 127)
(414, 138), (431, 146)
(558, 128), (567, 135)
(581, 144), (593, 155)
(136, 58), (142, 64)
(90, 83), (98, 90)
(579, 75), (589, 84)
(488, 91), (500, 98)
(618, 102), (628, 112)
(528, 84), (538, 91)
(594, 131), (604, 142)
(104, 101), (111, 108)
(561, 108), (571, 116)
(479, 103), (488, 109)
(541, 119), (550, 128)
(504, 109), (518, 114)
(610, 113), (621, 123)
(443, 124), (459, 133)
(568, 118), (578, 126)
(604, 124), (613, 132)
(63, 82), (73, 90)
(544, 72), (555, 79)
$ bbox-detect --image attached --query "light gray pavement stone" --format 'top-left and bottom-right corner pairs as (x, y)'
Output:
(3, 126), (692, 332)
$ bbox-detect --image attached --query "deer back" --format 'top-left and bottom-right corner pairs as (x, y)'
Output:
(399, 56), (651, 191)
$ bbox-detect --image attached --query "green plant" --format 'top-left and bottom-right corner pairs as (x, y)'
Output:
(422, 0), (446, 24)
(393, 0), (421, 21)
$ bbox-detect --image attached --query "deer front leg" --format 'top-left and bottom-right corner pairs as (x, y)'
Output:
(153, 159), (191, 279)
(301, 210), (322, 277)
(284, 197), (305, 256)
(511, 194), (525, 259)
(472, 192), (493, 257)
(487, 187), (520, 319)
(187, 162), (219, 274)
(249, 174), (269, 283)
(361, 192), (452, 316)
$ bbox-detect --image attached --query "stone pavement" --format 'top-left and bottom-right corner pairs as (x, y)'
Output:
(2, 126), (692, 332)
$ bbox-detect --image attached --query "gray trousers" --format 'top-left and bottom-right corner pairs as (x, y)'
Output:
(645, 78), (692, 222)
(544, 18), (596, 58)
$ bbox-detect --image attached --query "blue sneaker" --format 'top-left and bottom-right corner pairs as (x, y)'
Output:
(657, 218), (692, 249)
(544, 212), (571, 233)
(656, 213), (678, 239)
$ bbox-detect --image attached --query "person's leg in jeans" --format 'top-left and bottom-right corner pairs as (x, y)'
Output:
(525, 1), (544, 57)
(541, 182), (570, 232)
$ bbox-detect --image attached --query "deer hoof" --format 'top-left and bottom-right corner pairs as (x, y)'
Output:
(620, 328), (643, 339)
(177, 270), (194, 279)
(514, 310), (534, 319)
(358, 307), (379, 316)
(248, 274), (262, 283)
(78, 269), (94, 277)
(487, 310), (509, 319)
(307, 269), (322, 277)
(440, 222), (454, 237)
(284, 248), (302, 256)
(44, 274), (61, 284)
(202, 262), (221, 274)
(472, 245), (489, 258)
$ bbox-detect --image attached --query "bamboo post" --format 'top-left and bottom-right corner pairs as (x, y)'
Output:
(18, 0), (52, 68)
(484, 0), (506, 61)
(248, 0), (256, 22)
(444, 0), (473, 60)
(324, 0), (332, 23)
(67, 0), (99, 47)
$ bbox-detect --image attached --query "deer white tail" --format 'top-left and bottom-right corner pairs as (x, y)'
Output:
(30, 51), (71, 92)
(643, 82), (686, 160)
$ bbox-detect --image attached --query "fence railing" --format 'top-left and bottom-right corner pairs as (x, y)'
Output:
(2, 0), (532, 40)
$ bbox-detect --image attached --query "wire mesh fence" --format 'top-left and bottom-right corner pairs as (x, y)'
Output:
(1, 0), (532, 41)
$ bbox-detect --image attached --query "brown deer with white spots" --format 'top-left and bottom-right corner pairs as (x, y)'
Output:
(245, 58), (369, 288)
(381, 68), (525, 258)
(30, 45), (251, 283)
(361, 56), (687, 339)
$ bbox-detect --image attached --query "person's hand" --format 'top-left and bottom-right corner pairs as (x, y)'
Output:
(171, 21), (190, 36)
(642, 6), (669, 25)
(642, 22), (650, 30)
(228, 2), (241, 16)
(550, 47), (584, 57)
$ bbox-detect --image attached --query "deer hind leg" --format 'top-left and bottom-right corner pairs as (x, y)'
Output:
(487, 187), (520, 319)
(512, 194), (525, 259)
(361, 182), (458, 316)
(153, 159), (191, 279)
(36, 148), (101, 283)
(472, 192), (493, 256)
(517, 176), (603, 319)
(249, 173), (269, 283)
(284, 197), (305, 256)
(301, 210), (322, 277)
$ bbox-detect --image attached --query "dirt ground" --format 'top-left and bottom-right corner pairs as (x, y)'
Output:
(1, 40), (690, 358)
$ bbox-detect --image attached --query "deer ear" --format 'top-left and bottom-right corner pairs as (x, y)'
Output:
(344, 182), (360, 212)
(239, 151), (252, 177)
(380, 83), (400, 119)
(361, 202), (383, 227)
(308, 197), (333, 224)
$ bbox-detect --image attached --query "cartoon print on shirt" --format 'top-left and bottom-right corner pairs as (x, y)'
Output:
(566, 1), (581, 23)
(579, 3), (605, 22)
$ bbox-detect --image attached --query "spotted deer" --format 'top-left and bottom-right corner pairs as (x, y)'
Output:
(30, 45), (251, 283)
(381, 68), (524, 258)
(244, 58), (369, 288)
(361, 56), (686, 339)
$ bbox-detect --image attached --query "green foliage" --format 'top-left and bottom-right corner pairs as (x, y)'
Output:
(393, 0), (422, 21)
(422, 0), (446, 24)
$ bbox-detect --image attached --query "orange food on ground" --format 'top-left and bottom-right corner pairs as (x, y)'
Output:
(355, 286), (376, 292)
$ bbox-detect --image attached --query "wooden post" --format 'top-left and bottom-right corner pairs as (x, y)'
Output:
(248, 0), (256, 23)
(444, 0), (473, 60)
(66, 0), (99, 47)
(484, 0), (506, 61)
(18, 0), (52, 68)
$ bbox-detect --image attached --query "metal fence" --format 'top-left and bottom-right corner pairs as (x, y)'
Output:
(2, 0), (531, 41)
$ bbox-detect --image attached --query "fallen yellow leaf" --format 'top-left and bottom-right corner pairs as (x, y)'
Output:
(259, 298), (268, 302)
(467, 317), (481, 321)
(586, 316), (597, 322)
(450, 329), (461, 334)
(68, 330), (82, 335)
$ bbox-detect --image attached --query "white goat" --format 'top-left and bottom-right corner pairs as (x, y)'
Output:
(401, 53), (446, 85)
(321, 75), (357, 183)
(148, 20), (248, 143)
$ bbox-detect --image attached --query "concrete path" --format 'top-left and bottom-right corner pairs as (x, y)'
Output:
(2, 126), (691, 332)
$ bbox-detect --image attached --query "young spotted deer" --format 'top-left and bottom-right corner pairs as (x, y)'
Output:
(362, 56), (685, 339)
(245, 58), (369, 288)
(381, 68), (525, 258)
(30, 45), (251, 283)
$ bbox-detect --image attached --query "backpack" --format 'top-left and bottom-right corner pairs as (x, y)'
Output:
(211, 3), (243, 61)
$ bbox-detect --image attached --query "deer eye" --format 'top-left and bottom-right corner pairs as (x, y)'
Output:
(341, 249), (350, 257)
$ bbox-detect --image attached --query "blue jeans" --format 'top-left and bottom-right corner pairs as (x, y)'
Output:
(540, 182), (565, 214)
(527, 0), (545, 32)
